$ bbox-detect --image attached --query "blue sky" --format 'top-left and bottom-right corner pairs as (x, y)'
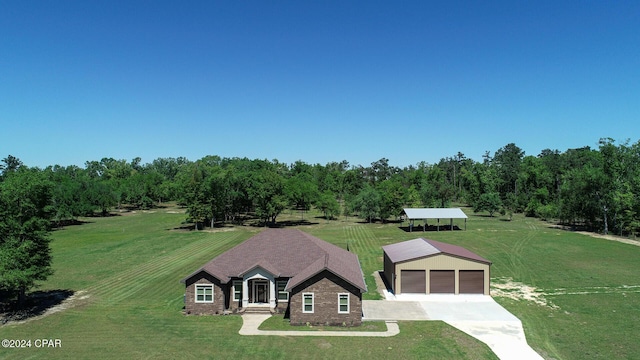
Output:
(1, 1), (638, 168)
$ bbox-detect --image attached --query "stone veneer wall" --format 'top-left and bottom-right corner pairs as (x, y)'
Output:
(288, 271), (362, 326)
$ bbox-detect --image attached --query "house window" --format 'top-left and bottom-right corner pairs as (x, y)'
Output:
(338, 293), (349, 313)
(233, 281), (243, 301)
(302, 293), (314, 313)
(277, 280), (289, 301)
(195, 284), (214, 303)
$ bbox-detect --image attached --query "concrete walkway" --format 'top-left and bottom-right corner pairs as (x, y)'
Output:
(239, 314), (400, 337)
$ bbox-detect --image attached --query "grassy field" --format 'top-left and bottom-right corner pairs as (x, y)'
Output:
(1, 206), (639, 359)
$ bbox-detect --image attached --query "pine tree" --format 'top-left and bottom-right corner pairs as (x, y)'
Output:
(0, 167), (53, 307)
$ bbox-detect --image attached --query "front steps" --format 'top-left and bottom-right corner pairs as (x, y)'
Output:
(240, 306), (275, 314)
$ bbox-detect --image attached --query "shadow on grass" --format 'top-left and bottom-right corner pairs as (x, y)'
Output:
(352, 219), (403, 225)
(52, 219), (94, 229)
(265, 220), (320, 228)
(377, 270), (393, 294)
(313, 215), (340, 221)
(469, 214), (498, 218)
(549, 222), (598, 233)
(173, 223), (197, 231)
(1, 289), (74, 324)
(398, 225), (462, 232)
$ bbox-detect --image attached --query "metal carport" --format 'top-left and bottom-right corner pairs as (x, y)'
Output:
(403, 208), (468, 231)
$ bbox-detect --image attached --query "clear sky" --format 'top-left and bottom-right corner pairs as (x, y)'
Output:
(1, 1), (638, 169)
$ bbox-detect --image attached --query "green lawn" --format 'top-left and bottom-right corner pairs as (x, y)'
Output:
(1, 207), (639, 359)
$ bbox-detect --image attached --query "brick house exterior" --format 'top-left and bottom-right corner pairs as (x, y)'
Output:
(288, 271), (362, 326)
(181, 229), (367, 326)
(184, 273), (226, 315)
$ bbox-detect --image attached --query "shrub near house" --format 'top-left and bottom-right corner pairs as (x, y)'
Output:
(181, 229), (367, 326)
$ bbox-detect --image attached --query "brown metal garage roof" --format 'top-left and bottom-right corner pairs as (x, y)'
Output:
(382, 238), (491, 264)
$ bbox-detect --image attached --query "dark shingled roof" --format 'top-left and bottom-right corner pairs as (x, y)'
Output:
(181, 229), (367, 293)
(382, 238), (491, 264)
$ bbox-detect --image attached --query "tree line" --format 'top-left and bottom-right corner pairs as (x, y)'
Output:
(2, 138), (640, 304)
(3, 138), (640, 233)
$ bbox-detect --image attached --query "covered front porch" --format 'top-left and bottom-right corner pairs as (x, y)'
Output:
(244, 278), (274, 307)
(238, 265), (287, 311)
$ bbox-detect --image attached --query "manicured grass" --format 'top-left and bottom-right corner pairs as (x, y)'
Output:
(1, 206), (639, 359)
(0, 208), (495, 359)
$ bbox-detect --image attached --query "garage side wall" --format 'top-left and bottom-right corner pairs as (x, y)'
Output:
(394, 254), (490, 295)
(383, 252), (395, 293)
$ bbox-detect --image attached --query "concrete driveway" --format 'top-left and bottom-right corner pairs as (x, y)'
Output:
(362, 295), (543, 360)
(362, 299), (429, 320)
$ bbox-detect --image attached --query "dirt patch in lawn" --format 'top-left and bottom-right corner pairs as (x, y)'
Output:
(576, 231), (640, 247)
(1, 290), (90, 326)
(491, 278), (557, 309)
(493, 277), (640, 309)
(549, 223), (640, 247)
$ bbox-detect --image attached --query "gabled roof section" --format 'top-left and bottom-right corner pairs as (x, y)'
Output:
(382, 238), (440, 263)
(182, 229), (367, 292)
(383, 238), (491, 264)
(238, 260), (281, 278)
(426, 238), (491, 264)
(403, 208), (468, 219)
(286, 250), (368, 293)
(180, 262), (229, 284)
(285, 255), (327, 291)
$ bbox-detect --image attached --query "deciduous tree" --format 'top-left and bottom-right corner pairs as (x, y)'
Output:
(351, 185), (381, 223)
(316, 191), (340, 220)
(473, 192), (502, 217)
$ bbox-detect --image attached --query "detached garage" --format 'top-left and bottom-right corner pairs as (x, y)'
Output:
(382, 238), (491, 295)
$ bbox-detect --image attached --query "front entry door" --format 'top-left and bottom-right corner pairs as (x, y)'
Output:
(253, 281), (268, 303)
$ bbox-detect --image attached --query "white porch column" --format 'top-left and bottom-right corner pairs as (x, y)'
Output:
(269, 278), (276, 308)
(242, 279), (249, 308)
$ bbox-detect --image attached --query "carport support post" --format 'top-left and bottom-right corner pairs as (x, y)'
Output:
(437, 218), (440, 232)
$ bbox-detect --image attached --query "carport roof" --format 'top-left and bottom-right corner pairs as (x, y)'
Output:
(403, 208), (468, 219)
(383, 238), (491, 264)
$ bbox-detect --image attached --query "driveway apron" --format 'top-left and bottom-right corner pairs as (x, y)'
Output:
(363, 295), (543, 360)
(418, 295), (543, 360)
(362, 300), (429, 320)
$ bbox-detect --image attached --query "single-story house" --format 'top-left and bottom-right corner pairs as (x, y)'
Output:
(382, 238), (491, 295)
(181, 228), (367, 326)
(402, 208), (468, 231)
